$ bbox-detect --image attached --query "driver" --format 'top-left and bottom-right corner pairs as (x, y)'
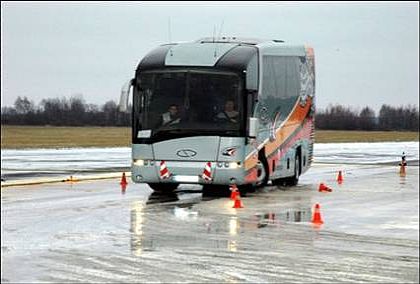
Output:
(216, 99), (239, 123)
(161, 104), (181, 126)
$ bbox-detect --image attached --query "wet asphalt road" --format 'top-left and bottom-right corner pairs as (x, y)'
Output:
(1, 163), (419, 283)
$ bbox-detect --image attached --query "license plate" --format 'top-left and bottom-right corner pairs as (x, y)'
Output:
(172, 175), (200, 183)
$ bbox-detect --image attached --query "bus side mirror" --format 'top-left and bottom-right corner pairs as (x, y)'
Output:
(248, 117), (259, 138)
(119, 79), (133, 112)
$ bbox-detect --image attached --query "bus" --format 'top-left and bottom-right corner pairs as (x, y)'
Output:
(119, 37), (315, 193)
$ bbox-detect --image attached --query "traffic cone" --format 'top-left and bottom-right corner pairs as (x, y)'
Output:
(318, 182), (332, 192)
(337, 170), (343, 184)
(311, 203), (324, 225)
(268, 213), (275, 223)
(399, 153), (407, 177)
(230, 184), (239, 200)
(232, 191), (243, 209)
(67, 175), (78, 182)
(399, 163), (406, 177)
(202, 162), (212, 181)
(120, 172), (128, 186)
(159, 161), (171, 179)
(121, 183), (127, 194)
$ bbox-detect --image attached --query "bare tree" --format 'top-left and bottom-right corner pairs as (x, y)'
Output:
(14, 96), (34, 114)
(359, 107), (376, 130)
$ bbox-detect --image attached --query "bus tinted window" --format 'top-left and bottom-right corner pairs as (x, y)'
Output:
(134, 71), (243, 142)
(262, 56), (301, 121)
(246, 54), (258, 91)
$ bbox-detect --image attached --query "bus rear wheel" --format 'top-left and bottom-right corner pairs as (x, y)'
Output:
(288, 154), (300, 186)
(148, 183), (179, 193)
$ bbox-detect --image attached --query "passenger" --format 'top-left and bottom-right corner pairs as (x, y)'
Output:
(216, 99), (239, 123)
(161, 104), (181, 126)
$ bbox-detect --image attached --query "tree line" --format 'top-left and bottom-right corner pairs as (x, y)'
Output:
(1, 96), (130, 126)
(1, 96), (419, 131)
(316, 104), (419, 131)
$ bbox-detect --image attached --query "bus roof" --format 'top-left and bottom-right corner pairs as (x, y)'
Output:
(195, 37), (285, 45)
(136, 37), (309, 72)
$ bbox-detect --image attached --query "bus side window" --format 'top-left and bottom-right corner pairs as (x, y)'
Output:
(270, 56), (300, 120)
(246, 54), (258, 91)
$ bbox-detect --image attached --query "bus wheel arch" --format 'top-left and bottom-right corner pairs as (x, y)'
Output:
(296, 145), (302, 176)
(256, 147), (269, 187)
(290, 146), (302, 186)
(271, 146), (301, 187)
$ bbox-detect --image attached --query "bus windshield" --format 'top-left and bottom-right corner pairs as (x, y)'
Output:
(134, 70), (243, 142)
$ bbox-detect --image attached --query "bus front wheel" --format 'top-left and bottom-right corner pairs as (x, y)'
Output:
(256, 159), (269, 187)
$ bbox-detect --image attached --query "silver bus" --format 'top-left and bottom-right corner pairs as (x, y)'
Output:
(119, 37), (315, 193)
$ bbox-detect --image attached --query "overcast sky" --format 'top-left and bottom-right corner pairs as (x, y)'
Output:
(1, 2), (419, 112)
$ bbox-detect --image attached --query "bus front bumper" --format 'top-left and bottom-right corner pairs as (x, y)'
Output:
(131, 160), (246, 185)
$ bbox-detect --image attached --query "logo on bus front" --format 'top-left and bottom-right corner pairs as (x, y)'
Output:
(222, 147), (237, 157)
(176, 149), (197, 158)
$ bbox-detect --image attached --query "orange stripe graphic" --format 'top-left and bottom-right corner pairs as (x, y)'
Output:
(244, 97), (312, 171)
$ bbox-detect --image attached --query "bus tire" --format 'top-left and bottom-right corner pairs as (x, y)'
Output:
(202, 185), (230, 197)
(272, 153), (300, 186)
(148, 183), (179, 193)
(239, 184), (255, 194)
(288, 153), (300, 186)
(256, 159), (269, 187)
(271, 177), (286, 186)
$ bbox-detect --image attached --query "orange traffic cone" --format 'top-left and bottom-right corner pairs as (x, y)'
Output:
(311, 203), (324, 225)
(121, 183), (127, 194)
(120, 172), (128, 186)
(268, 213), (275, 223)
(318, 182), (332, 192)
(399, 163), (406, 177)
(67, 175), (78, 182)
(399, 153), (407, 177)
(232, 191), (243, 209)
(337, 170), (343, 184)
(230, 184), (239, 200)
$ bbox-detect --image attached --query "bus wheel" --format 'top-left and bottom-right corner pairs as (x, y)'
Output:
(202, 185), (230, 197)
(239, 184), (255, 194)
(288, 154), (300, 186)
(256, 159), (269, 187)
(272, 154), (300, 186)
(148, 183), (179, 193)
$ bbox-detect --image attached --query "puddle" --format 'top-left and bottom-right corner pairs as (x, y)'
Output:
(254, 208), (312, 228)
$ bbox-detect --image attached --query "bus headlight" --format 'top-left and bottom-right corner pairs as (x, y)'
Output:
(133, 159), (145, 166)
(228, 162), (242, 169)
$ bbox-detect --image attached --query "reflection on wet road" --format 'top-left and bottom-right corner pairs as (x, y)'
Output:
(1, 163), (419, 283)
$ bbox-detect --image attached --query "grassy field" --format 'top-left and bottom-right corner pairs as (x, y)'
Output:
(1, 125), (419, 149)
(1, 126), (131, 149)
(315, 130), (419, 143)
